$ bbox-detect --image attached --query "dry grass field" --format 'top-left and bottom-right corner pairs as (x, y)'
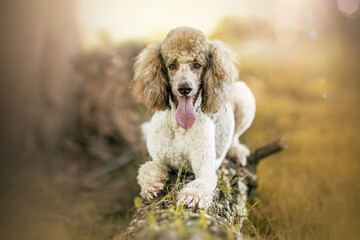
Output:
(211, 14), (360, 239)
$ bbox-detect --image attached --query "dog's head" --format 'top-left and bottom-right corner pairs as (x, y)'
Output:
(132, 27), (238, 129)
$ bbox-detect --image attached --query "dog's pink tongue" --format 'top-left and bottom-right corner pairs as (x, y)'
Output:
(175, 96), (196, 129)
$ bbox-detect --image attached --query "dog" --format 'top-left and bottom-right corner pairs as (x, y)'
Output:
(132, 27), (255, 208)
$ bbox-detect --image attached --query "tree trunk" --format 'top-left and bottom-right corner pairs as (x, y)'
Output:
(116, 138), (287, 240)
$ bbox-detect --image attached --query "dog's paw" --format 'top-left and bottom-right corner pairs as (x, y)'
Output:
(235, 152), (248, 167)
(228, 143), (250, 167)
(143, 182), (165, 199)
(177, 180), (214, 209)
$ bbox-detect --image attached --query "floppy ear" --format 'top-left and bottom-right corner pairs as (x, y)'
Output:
(202, 40), (238, 114)
(132, 42), (169, 111)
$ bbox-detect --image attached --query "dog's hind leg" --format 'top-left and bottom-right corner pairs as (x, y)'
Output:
(227, 81), (256, 166)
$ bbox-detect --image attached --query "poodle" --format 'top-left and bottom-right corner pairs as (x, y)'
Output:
(132, 27), (255, 208)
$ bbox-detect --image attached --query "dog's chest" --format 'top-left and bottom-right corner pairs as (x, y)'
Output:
(163, 123), (201, 168)
(148, 109), (212, 169)
(147, 107), (236, 170)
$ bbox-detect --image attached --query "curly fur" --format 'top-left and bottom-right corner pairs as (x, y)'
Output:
(132, 27), (256, 209)
(132, 42), (169, 111)
(202, 40), (238, 113)
(132, 27), (237, 113)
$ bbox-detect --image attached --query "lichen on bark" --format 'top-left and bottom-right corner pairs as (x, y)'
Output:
(117, 138), (287, 240)
(117, 159), (249, 240)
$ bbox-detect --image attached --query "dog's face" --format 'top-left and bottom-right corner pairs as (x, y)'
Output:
(132, 27), (238, 129)
(160, 28), (209, 103)
(163, 57), (206, 129)
(166, 58), (204, 102)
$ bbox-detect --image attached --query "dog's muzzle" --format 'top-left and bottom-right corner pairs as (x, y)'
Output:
(174, 81), (201, 130)
(177, 81), (193, 96)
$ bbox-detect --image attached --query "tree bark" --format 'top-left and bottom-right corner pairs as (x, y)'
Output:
(116, 138), (287, 240)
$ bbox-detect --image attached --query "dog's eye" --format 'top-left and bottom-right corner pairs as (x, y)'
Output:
(169, 64), (177, 70)
(194, 63), (202, 69)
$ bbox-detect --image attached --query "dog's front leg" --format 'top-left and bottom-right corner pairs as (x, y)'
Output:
(137, 161), (169, 199)
(177, 125), (217, 209)
(137, 114), (172, 200)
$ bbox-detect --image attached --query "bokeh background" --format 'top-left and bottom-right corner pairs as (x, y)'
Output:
(0, 0), (359, 239)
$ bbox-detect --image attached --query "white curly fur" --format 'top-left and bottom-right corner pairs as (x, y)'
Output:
(133, 27), (255, 209)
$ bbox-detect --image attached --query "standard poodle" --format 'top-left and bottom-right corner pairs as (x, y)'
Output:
(132, 27), (255, 208)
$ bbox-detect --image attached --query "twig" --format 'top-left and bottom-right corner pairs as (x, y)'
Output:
(241, 137), (287, 194)
(248, 137), (288, 168)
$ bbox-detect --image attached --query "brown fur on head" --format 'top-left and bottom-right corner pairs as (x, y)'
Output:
(132, 27), (238, 113)
(132, 42), (169, 111)
(202, 40), (238, 113)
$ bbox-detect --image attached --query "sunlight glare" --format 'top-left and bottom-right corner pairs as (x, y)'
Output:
(337, 0), (360, 15)
(77, 0), (279, 48)
(274, 0), (302, 46)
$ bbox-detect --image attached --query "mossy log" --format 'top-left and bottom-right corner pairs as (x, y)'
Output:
(116, 138), (287, 240)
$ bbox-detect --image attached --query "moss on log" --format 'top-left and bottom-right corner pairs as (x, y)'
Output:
(116, 138), (287, 240)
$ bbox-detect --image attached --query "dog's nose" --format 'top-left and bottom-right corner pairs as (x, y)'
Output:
(177, 82), (193, 95)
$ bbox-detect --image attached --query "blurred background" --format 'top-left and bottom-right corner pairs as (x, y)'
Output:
(0, 0), (359, 239)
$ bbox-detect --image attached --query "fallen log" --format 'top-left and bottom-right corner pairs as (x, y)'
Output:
(116, 137), (287, 240)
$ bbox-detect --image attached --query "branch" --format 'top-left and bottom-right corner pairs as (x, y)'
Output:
(237, 137), (287, 196)
(248, 137), (288, 168)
